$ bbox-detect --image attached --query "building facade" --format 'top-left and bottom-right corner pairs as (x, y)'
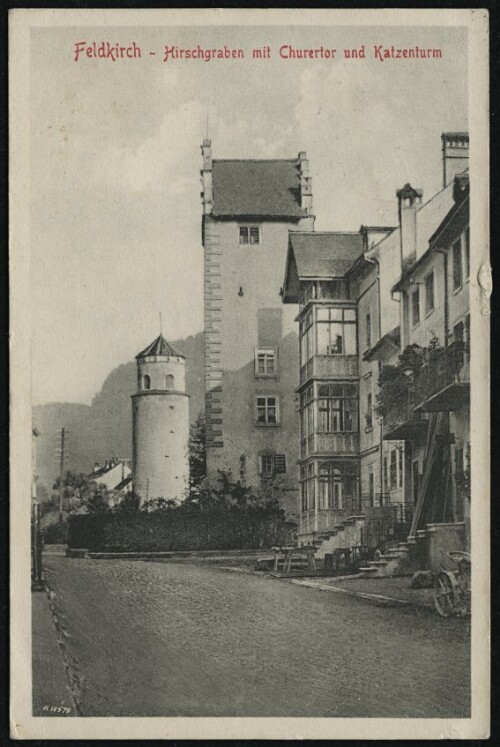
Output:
(387, 165), (470, 563)
(282, 231), (363, 537)
(282, 228), (404, 541)
(282, 132), (469, 555)
(200, 141), (314, 520)
(131, 334), (190, 505)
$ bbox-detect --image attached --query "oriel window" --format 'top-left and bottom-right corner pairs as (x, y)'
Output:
(317, 383), (357, 433)
(317, 461), (358, 511)
(316, 307), (357, 356)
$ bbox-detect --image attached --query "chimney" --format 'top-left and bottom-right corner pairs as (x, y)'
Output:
(397, 183), (423, 270)
(298, 151), (313, 215)
(441, 132), (469, 187)
(201, 139), (213, 215)
(94, 462), (100, 472)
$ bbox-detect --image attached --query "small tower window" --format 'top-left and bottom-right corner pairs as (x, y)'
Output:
(165, 374), (174, 389)
(143, 375), (151, 390)
(239, 226), (260, 245)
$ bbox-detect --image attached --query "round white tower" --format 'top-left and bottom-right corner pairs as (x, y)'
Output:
(132, 334), (190, 505)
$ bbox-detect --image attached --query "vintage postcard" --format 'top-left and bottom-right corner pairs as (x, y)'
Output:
(10, 8), (490, 740)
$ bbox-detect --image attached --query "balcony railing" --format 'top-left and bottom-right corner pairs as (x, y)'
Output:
(300, 432), (359, 459)
(299, 497), (414, 545)
(300, 354), (358, 387)
(382, 389), (428, 442)
(413, 342), (470, 412)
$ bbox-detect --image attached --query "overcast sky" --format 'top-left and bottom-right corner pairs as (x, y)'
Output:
(30, 24), (467, 405)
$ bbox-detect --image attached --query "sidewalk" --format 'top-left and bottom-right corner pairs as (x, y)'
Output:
(284, 574), (436, 611)
(32, 589), (76, 716)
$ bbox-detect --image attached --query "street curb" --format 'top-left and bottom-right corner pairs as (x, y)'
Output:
(43, 579), (85, 715)
(31, 583), (79, 717)
(285, 578), (410, 606)
(221, 565), (437, 611)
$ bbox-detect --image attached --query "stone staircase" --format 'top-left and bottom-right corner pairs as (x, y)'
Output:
(358, 541), (414, 578)
(313, 515), (366, 560)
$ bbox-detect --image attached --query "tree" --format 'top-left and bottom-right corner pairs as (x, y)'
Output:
(113, 490), (140, 514)
(188, 413), (207, 493)
(51, 470), (111, 515)
(375, 343), (430, 419)
(85, 489), (110, 515)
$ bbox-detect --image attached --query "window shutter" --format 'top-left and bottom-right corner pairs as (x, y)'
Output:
(250, 226), (260, 244)
(274, 454), (287, 474)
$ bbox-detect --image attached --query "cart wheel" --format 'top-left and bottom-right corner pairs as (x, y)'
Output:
(434, 571), (458, 617)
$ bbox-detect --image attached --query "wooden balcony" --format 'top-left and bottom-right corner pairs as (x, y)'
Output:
(383, 393), (428, 443)
(413, 343), (470, 412)
(300, 354), (358, 387)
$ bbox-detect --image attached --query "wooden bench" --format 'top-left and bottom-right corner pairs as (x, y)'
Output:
(272, 545), (317, 574)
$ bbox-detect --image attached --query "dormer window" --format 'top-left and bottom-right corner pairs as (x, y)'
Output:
(239, 226), (260, 245)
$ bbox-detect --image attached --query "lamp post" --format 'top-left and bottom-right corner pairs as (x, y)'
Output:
(32, 426), (44, 591)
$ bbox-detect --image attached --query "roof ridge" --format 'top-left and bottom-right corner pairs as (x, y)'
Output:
(416, 180), (453, 213)
(213, 158), (298, 163)
(289, 230), (361, 236)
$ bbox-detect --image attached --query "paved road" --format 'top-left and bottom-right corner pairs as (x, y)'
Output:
(42, 556), (470, 717)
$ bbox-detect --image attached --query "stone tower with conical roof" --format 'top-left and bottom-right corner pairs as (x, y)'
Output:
(131, 334), (190, 505)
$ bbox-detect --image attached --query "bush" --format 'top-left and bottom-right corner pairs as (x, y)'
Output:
(68, 507), (297, 553)
(43, 521), (69, 545)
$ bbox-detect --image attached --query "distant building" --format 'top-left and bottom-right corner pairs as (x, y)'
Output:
(200, 140), (314, 520)
(131, 334), (190, 505)
(88, 458), (133, 505)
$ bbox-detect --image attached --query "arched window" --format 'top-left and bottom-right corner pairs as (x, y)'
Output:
(165, 374), (174, 389)
(143, 375), (151, 390)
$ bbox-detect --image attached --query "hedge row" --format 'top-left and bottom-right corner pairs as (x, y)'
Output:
(68, 509), (297, 552)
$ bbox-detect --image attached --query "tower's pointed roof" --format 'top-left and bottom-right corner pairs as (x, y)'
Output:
(136, 334), (184, 360)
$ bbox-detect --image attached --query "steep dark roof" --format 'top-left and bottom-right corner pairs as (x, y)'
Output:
(282, 232), (364, 303)
(289, 231), (363, 276)
(212, 159), (305, 218)
(114, 476), (133, 492)
(136, 334), (183, 359)
(89, 463), (115, 480)
(429, 192), (469, 249)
